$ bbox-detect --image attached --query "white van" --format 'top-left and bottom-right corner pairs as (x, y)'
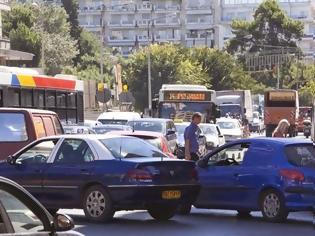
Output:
(97, 112), (141, 125)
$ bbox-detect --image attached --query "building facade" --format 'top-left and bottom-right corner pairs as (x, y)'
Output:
(53, 0), (315, 59)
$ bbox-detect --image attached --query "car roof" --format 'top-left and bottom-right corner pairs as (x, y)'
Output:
(106, 130), (164, 138)
(37, 134), (132, 141)
(0, 107), (56, 115)
(233, 137), (312, 146)
(130, 118), (172, 122)
(97, 112), (141, 120)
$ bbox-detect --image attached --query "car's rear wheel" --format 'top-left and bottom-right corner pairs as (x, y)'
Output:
(260, 190), (288, 222)
(148, 205), (177, 221)
(177, 204), (192, 215)
(237, 210), (251, 218)
(83, 185), (114, 222)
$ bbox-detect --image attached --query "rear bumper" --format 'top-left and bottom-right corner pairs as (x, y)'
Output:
(108, 184), (200, 210)
(284, 186), (315, 211)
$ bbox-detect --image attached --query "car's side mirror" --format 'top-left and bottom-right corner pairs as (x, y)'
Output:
(7, 155), (16, 165)
(53, 214), (74, 232)
(167, 130), (176, 135)
(197, 158), (208, 168)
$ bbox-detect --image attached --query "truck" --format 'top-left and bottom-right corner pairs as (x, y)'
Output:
(215, 90), (253, 122)
(264, 89), (299, 137)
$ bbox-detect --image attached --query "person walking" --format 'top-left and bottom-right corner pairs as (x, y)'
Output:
(184, 112), (202, 161)
(272, 119), (290, 138)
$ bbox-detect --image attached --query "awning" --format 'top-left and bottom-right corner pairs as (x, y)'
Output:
(0, 49), (34, 61)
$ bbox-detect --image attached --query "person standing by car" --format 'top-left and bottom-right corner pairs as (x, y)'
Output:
(184, 113), (202, 161)
(272, 119), (290, 137)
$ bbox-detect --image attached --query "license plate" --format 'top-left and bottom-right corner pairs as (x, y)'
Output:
(162, 190), (181, 200)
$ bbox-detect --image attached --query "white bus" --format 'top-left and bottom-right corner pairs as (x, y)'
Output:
(153, 84), (217, 123)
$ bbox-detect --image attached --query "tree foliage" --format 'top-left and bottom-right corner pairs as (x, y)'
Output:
(227, 0), (304, 54)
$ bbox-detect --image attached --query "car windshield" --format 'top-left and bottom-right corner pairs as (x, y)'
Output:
(0, 113), (28, 142)
(219, 104), (242, 117)
(217, 121), (237, 129)
(127, 121), (164, 133)
(145, 138), (162, 150)
(100, 137), (166, 159)
(93, 125), (131, 134)
(98, 119), (128, 125)
(199, 125), (217, 135)
(285, 144), (315, 168)
(175, 124), (188, 135)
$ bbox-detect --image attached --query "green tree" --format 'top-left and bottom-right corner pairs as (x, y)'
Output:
(227, 0), (303, 54)
(61, 0), (82, 39)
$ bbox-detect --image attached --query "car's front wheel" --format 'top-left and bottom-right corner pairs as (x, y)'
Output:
(260, 190), (288, 222)
(148, 205), (177, 221)
(83, 185), (114, 222)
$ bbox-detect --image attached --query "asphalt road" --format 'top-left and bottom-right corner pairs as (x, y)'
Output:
(60, 208), (314, 236)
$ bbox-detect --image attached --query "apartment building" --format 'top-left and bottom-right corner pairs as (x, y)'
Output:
(217, 0), (315, 60)
(77, 0), (215, 56)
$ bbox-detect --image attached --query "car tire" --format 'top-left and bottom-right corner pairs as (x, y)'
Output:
(83, 185), (114, 222)
(47, 208), (59, 215)
(237, 210), (251, 218)
(148, 205), (177, 221)
(260, 190), (288, 222)
(177, 204), (192, 215)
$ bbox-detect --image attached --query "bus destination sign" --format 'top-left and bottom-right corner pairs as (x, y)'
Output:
(164, 91), (211, 101)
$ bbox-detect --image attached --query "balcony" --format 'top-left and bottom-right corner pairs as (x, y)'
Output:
(136, 19), (150, 27)
(136, 3), (153, 12)
(78, 6), (102, 14)
(0, 0), (10, 11)
(109, 5), (136, 14)
(154, 19), (181, 27)
(186, 5), (212, 14)
(81, 23), (101, 31)
(154, 5), (181, 12)
(155, 35), (181, 42)
(107, 36), (136, 46)
(108, 20), (136, 28)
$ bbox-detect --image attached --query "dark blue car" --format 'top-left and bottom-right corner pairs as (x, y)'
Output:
(0, 135), (199, 222)
(193, 138), (315, 222)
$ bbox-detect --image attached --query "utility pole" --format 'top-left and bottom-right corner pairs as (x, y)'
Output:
(100, 4), (105, 83)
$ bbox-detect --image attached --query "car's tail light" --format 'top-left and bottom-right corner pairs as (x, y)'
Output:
(190, 168), (198, 181)
(127, 169), (153, 183)
(280, 169), (305, 181)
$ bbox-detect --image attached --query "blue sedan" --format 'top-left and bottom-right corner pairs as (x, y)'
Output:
(193, 138), (315, 222)
(0, 135), (199, 222)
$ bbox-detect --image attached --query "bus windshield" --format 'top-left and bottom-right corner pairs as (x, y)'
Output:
(219, 104), (242, 117)
(159, 102), (214, 122)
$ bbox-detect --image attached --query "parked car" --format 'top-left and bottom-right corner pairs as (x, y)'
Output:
(107, 131), (175, 158)
(192, 138), (315, 222)
(2, 135), (199, 222)
(250, 111), (264, 133)
(97, 112), (141, 125)
(199, 123), (225, 150)
(63, 125), (96, 134)
(0, 108), (63, 160)
(216, 118), (243, 142)
(84, 119), (103, 128)
(0, 176), (82, 235)
(92, 124), (132, 134)
(127, 118), (178, 153)
(175, 122), (207, 159)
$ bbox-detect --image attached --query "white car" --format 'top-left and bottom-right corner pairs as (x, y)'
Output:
(199, 123), (225, 149)
(216, 118), (243, 142)
(250, 111), (264, 133)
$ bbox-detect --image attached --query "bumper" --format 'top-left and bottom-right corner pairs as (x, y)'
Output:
(108, 184), (200, 210)
(284, 186), (315, 211)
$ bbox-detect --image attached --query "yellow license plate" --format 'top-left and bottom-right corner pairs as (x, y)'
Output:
(162, 190), (181, 200)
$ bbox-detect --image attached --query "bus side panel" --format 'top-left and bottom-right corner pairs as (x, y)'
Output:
(264, 107), (297, 126)
(77, 92), (84, 123)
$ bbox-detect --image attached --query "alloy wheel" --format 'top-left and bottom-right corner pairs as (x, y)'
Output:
(263, 193), (280, 218)
(86, 190), (106, 217)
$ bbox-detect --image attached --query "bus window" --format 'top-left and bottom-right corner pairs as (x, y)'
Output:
(67, 92), (76, 108)
(46, 91), (56, 108)
(8, 88), (20, 107)
(265, 92), (296, 107)
(21, 89), (33, 107)
(0, 113), (28, 141)
(33, 116), (46, 138)
(36, 90), (45, 108)
(57, 92), (66, 108)
(42, 116), (56, 136)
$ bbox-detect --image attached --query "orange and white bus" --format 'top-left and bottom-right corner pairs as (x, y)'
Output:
(0, 68), (84, 123)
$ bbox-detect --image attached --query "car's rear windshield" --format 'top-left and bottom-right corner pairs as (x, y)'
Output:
(285, 144), (315, 168)
(0, 113), (28, 142)
(100, 137), (166, 159)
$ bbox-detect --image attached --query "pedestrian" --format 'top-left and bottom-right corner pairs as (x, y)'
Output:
(242, 117), (250, 138)
(272, 119), (290, 138)
(184, 112), (202, 161)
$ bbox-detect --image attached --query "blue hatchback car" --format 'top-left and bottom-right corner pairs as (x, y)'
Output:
(193, 138), (315, 222)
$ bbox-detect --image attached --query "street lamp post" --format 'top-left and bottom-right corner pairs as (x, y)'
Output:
(146, 13), (177, 116)
(32, 1), (45, 72)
